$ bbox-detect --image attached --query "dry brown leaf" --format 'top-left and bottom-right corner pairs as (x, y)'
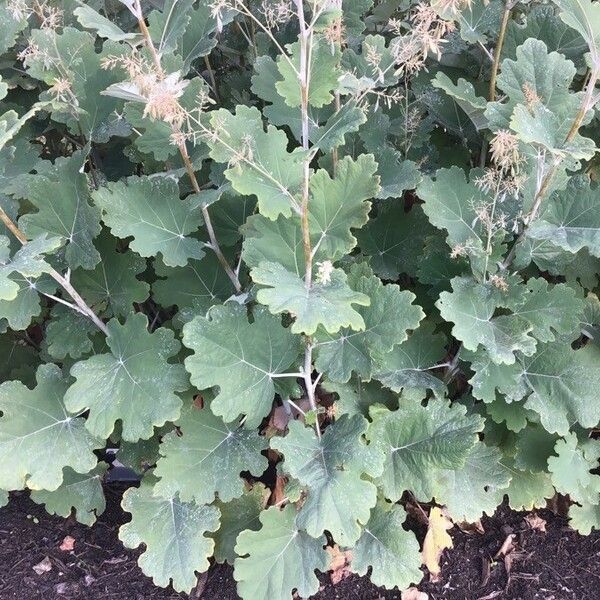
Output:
(422, 506), (453, 582)
(494, 533), (515, 560)
(401, 586), (428, 600)
(269, 474), (287, 506)
(524, 513), (546, 532)
(326, 544), (352, 584)
(32, 556), (53, 575)
(59, 535), (75, 551)
(456, 519), (485, 535)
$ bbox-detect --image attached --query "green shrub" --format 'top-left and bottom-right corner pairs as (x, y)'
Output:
(1, 0), (599, 597)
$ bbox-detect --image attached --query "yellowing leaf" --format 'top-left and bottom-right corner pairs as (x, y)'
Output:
(422, 507), (453, 582)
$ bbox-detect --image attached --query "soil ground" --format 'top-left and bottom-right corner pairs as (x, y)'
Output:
(1, 484), (599, 600)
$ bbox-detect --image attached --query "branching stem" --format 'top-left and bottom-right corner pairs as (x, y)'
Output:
(133, 0), (242, 293)
(0, 206), (109, 335)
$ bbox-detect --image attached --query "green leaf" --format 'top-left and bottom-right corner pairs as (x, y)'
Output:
(510, 278), (583, 342)
(152, 251), (236, 314)
(454, 0), (503, 44)
(373, 322), (448, 400)
(485, 38), (583, 133)
(252, 262), (370, 335)
(276, 37), (340, 108)
(0, 4), (27, 54)
(315, 268), (423, 382)
(211, 484), (268, 565)
(0, 234), (63, 301)
(74, 3), (139, 41)
(367, 400), (483, 502)
(510, 102), (595, 160)
(527, 176), (600, 258)
(432, 72), (488, 130)
(272, 415), (383, 545)
(233, 505), (328, 600)
(207, 106), (304, 219)
(153, 401), (268, 504)
(312, 102), (367, 152)
(418, 166), (488, 260)
(180, 2), (234, 71)
(182, 304), (302, 427)
(43, 304), (97, 360)
(548, 433), (600, 504)
(437, 444), (510, 522)
(350, 499), (422, 590)
(503, 5), (586, 62)
(569, 501), (600, 534)
(0, 273), (56, 330)
(501, 459), (555, 511)
(438, 276), (536, 365)
(462, 348), (525, 403)
(356, 204), (432, 279)
(30, 464), (107, 526)
(70, 234), (150, 318)
(65, 313), (188, 441)
(148, 0), (194, 55)
(0, 364), (102, 491)
(93, 175), (205, 267)
(521, 343), (600, 435)
(119, 478), (220, 593)
(19, 154), (101, 270)
(484, 394), (535, 433)
(323, 376), (398, 418)
(24, 28), (123, 140)
(308, 155), (379, 260)
(555, 0), (600, 58)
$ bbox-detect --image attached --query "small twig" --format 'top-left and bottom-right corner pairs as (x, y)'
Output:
(203, 56), (220, 103)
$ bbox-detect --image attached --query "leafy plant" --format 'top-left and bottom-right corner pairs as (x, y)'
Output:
(1, 0), (600, 596)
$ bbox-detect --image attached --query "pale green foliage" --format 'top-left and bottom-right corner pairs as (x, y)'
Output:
(119, 478), (220, 593)
(30, 464), (107, 525)
(233, 505), (329, 600)
(272, 415), (382, 545)
(367, 400), (483, 502)
(182, 304), (302, 427)
(65, 313), (188, 441)
(351, 500), (422, 589)
(93, 176), (205, 267)
(0, 364), (102, 491)
(1, 0), (600, 597)
(153, 400), (269, 504)
(253, 262), (370, 334)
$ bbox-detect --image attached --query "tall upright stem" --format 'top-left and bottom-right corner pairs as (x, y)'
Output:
(488, 1), (511, 101)
(296, 0), (321, 438)
(133, 0), (241, 293)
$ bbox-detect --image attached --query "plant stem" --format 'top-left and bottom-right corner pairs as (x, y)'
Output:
(488, 1), (511, 101)
(296, 0), (321, 439)
(203, 56), (220, 103)
(177, 141), (242, 292)
(133, 0), (241, 293)
(0, 206), (109, 335)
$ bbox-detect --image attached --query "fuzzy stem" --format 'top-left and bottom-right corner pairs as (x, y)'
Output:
(133, 0), (242, 293)
(488, 1), (511, 101)
(0, 206), (109, 335)
(296, 0), (321, 439)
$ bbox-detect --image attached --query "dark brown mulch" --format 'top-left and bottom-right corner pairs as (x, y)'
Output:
(1, 485), (599, 600)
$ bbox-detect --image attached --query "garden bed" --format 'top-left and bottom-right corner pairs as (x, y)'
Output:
(1, 485), (598, 600)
